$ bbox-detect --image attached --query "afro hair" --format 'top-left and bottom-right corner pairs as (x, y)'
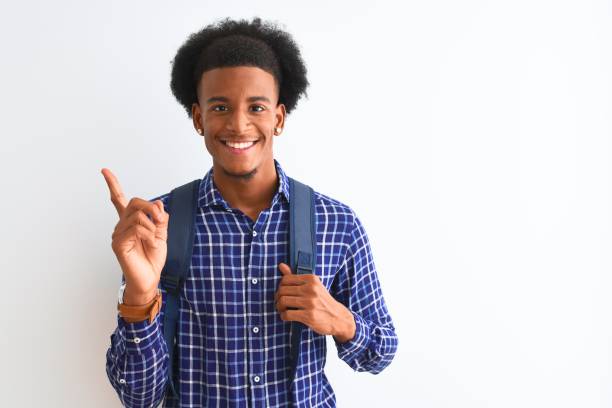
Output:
(170, 17), (309, 119)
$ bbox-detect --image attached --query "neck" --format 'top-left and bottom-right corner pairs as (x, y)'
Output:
(212, 158), (279, 215)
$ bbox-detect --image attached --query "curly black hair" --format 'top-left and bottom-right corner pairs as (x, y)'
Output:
(170, 17), (309, 119)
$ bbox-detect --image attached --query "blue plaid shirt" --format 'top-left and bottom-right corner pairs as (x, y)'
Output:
(105, 159), (398, 407)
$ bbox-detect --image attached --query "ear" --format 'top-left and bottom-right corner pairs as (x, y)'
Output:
(192, 103), (203, 135)
(274, 103), (286, 135)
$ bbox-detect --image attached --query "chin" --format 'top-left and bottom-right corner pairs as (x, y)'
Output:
(220, 161), (258, 179)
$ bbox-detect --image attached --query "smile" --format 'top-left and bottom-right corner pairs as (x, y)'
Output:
(221, 140), (258, 154)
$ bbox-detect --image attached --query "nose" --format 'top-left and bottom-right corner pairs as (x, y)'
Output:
(225, 107), (251, 134)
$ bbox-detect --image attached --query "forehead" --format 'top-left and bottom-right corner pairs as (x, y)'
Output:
(198, 66), (277, 99)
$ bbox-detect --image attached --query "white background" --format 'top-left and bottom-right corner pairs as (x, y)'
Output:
(1, 1), (610, 407)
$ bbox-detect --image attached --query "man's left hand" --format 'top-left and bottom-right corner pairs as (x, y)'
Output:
(274, 262), (356, 343)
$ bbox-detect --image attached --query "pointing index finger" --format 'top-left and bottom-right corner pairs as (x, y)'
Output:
(101, 168), (128, 216)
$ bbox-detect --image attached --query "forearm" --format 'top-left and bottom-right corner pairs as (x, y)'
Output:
(332, 210), (399, 374)
(332, 303), (357, 344)
(105, 313), (169, 407)
(334, 310), (398, 374)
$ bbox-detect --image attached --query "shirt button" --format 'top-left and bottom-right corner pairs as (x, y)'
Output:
(133, 337), (141, 344)
(253, 375), (260, 383)
(119, 379), (126, 384)
(252, 326), (259, 334)
(251, 278), (258, 284)
(252, 230), (258, 237)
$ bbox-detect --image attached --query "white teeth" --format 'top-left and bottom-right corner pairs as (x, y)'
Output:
(225, 141), (255, 149)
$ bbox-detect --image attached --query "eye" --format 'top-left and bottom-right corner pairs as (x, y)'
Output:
(251, 105), (265, 112)
(212, 105), (227, 112)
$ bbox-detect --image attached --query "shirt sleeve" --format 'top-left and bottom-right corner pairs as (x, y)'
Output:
(330, 209), (399, 374)
(105, 275), (170, 407)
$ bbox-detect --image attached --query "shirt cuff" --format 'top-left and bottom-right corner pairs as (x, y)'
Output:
(334, 311), (370, 362)
(116, 311), (164, 355)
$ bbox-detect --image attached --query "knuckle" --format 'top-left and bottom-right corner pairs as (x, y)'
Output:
(135, 210), (148, 223)
(131, 211), (147, 227)
(126, 223), (138, 234)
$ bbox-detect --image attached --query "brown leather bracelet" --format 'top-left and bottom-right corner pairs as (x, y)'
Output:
(117, 290), (162, 324)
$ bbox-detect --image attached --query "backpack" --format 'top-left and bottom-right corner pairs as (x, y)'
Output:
(159, 176), (316, 403)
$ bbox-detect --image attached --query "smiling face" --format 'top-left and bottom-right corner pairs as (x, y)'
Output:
(191, 66), (286, 180)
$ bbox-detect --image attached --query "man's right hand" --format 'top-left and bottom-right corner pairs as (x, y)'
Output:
(101, 168), (169, 305)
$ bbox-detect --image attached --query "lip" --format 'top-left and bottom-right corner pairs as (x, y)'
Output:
(220, 140), (258, 155)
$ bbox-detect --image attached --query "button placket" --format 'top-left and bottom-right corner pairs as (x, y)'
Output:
(247, 211), (271, 402)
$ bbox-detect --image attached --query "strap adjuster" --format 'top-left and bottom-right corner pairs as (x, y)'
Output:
(160, 274), (184, 295)
(296, 251), (313, 275)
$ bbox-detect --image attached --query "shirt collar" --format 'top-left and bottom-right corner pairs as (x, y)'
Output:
(198, 158), (291, 209)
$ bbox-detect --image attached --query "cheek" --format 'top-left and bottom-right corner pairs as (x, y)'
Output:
(202, 135), (215, 155)
(258, 123), (276, 142)
(254, 114), (275, 132)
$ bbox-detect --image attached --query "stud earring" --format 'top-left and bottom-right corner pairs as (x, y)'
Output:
(274, 127), (282, 134)
(197, 128), (203, 135)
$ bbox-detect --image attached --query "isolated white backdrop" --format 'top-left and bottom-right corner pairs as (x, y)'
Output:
(0, 1), (610, 407)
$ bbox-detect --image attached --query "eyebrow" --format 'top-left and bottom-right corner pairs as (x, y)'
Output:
(206, 96), (272, 104)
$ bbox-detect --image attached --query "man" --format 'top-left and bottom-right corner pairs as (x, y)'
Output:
(103, 17), (398, 408)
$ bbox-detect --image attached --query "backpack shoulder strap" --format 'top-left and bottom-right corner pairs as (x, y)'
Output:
(160, 178), (200, 401)
(287, 177), (316, 381)
(157, 176), (314, 398)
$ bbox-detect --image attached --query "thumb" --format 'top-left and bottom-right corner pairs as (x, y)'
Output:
(278, 262), (293, 276)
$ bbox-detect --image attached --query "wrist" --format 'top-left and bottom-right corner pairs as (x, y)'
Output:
(118, 290), (162, 324)
(123, 284), (158, 306)
(333, 304), (356, 343)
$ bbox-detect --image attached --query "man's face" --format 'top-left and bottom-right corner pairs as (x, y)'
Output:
(192, 66), (285, 180)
